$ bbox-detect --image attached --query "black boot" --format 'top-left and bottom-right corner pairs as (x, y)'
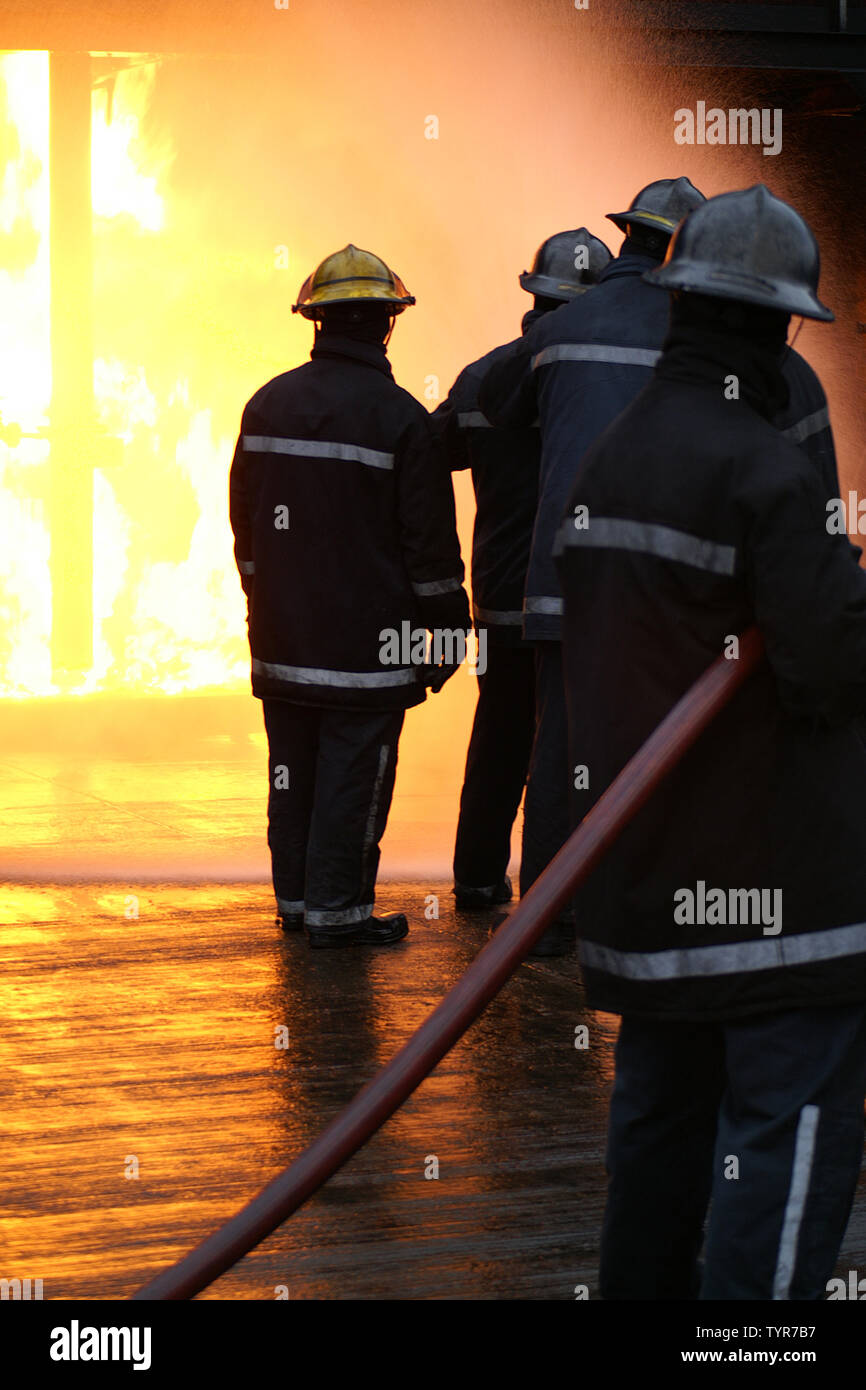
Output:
(489, 911), (575, 958)
(276, 912), (304, 933)
(454, 877), (513, 910)
(528, 919), (575, 958)
(308, 913), (409, 950)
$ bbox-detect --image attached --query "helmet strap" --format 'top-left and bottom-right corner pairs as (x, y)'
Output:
(780, 318), (804, 368)
(625, 225), (669, 261)
(534, 294), (565, 315)
(315, 302), (393, 345)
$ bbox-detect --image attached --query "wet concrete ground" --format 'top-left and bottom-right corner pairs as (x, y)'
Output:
(1, 880), (615, 1300)
(2, 697), (865, 1300)
(3, 879), (866, 1302)
(0, 685), (477, 881)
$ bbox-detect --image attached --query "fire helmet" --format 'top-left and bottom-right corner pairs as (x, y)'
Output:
(607, 176), (706, 236)
(519, 228), (613, 299)
(644, 185), (834, 321)
(293, 244), (415, 319)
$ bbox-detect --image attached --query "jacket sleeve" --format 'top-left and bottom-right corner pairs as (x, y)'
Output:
(396, 411), (471, 632)
(430, 381), (472, 474)
(478, 336), (538, 429)
(229, 433), (255, 599)
(745, 456), (866, 725)
(775, 359), (862, 566)
(790, 392), (865, 567)
(778, 360), (840, 497)
(799, 397), (841, 502)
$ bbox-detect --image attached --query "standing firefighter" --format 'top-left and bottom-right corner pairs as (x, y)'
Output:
(479, 178), (706, 952)
(481, 176), (843, 954)
(230, 245), (470, 949)
(433, 229), (611, 949)
(556, 186), (866, 1299)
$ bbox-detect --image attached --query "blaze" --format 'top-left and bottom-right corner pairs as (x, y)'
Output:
(0, 12), (857, 879)
(0, 52), (249, 698)
(0, 52), (51, 696)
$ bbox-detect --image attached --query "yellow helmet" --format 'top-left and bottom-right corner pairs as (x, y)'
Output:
(292, 244), (415, 319)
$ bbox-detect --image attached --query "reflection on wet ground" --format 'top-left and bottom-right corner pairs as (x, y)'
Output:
(0, 684), (479, 881)
(1, 881), (614, 1299)
(2, 881), (865, 1300)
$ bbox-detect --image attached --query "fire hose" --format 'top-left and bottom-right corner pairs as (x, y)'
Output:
(131, 625), (765, 1300)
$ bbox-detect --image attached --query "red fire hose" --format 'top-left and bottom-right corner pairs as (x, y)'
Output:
(131, 626), (764, 1300)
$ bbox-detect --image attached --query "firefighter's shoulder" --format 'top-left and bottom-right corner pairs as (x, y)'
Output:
(730, 414), (833, 520)
(444, 336), (525, 417)
(240, 363), (310, 420)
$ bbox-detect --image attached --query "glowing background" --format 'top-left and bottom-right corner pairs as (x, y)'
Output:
(0, 2), (861, 877)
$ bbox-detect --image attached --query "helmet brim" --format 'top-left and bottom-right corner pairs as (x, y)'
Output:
(518, 271), (592, 300)
(607, 210), (679, 235)
(644, 263), (834, 322)
(293, 261), (415, 317)
(293, 293), (415, 318)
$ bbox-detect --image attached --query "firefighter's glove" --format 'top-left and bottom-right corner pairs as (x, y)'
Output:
(422, 660), (461, 694)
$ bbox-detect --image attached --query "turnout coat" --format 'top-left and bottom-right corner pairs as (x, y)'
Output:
(230, 335), (470, 710)
(555, 321), (866, 1021)
(481, 249), (842, 642)
(432, 310), (542, 646)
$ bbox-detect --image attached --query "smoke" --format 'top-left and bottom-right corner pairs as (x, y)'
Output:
(0, 0), (861, 878)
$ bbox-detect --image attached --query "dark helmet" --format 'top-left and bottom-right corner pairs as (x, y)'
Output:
(519, 228), (613, 300)
(644, 184), (834, 321)
(607, 176), (706, 237)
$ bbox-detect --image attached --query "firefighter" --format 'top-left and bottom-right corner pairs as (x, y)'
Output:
(433, 230), (612, 944)
(478, 178), (707, 951)
(230, 245), (470, 949)
(480, 176), (843, 952)
(555, 185), (866, 1299)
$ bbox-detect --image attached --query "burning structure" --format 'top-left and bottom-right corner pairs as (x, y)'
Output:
(0, 0), (864, 869)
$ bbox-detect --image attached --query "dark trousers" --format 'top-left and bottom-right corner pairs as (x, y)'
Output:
(262, 699), (404, 933)
(453, 643), (536, 890)
(519, 641), (571, 899)
(600, 1004), (866, 1300)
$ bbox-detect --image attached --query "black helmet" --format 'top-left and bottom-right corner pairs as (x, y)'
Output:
(644, 185), (834, 322)
(519, 228), (613, 300)
(607, 176), (706, 236)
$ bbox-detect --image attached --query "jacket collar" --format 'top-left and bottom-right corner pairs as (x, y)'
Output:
(520, 306), (548, 335)
(310, 334), (394, 377)
(599, 248), (660, 284)
(655, 321), (790, 420)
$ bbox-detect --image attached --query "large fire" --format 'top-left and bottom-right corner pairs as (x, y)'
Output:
(0, 52), (249, 697)
(0, 21), (859, 876)
(1, 43), (857, 704)
(0, 51), (51, 695)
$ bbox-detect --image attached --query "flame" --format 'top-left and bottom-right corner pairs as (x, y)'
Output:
(89, 64), (248, 694)
(0, 8), (859, 846)
(91, 67), (166, 233)
(0, 52), (51, 696)
(0, 53), (249, 697)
